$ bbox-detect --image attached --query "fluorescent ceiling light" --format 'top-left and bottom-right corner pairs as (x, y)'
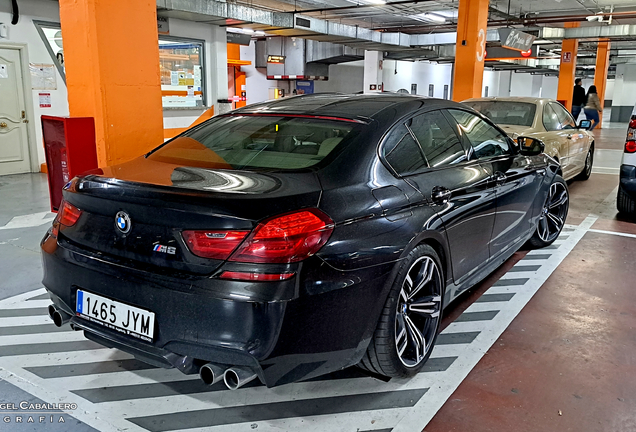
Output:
(227, 27), (255, 34)
(351, 0), (387, 5)
(410, 12), (446, 23)
(430, 10), (458, 18)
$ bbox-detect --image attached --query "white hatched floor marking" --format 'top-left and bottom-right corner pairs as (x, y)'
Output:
(0, 218), (595, 432)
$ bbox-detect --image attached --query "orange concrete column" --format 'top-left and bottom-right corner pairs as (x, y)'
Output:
(59, 0), (164, 167)
(452, 0), (489, 102)
(594, 41), (611, 128)
(556, 23), (580, 112)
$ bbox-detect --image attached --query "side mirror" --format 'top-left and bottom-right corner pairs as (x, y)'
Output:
(578, 119), (592, 130)
(518, 136), (545, 156)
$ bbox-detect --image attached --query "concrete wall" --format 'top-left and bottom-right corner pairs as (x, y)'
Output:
(314, 61), (364, 93)
(382, 60), (453, 98)
(0, 0), (69, 167)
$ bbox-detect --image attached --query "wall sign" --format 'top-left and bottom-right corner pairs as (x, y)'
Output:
(157, 17), (169, 35)
(227, 32), (252, 46)
(369, 84), (377, 91)
(562, 51), (572, 63)
(39, 92), (52, 108)
(296, 80), (314, 94)
(267, 55), (285, 64)
(30, 63), (57, 90)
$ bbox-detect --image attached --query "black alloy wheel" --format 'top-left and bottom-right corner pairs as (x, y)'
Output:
(528, 176), (569, 248)
(359, 244), (443, 377)
(577, 143), (594, 180)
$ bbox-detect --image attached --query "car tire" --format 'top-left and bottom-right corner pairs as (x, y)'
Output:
(527, 175), (569, 249)
(359, 244), (443, 378)
(617, 187), (636, 216)
(576, 143), (594, 181)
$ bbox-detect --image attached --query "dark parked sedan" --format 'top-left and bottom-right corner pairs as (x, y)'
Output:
(42, 94), (568, 389)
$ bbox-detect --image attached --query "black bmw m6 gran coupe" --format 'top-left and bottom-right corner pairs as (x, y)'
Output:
(42, 94), (568, 389)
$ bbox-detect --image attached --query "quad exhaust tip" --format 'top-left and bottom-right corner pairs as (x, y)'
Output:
(223, 367), (257, 390)
(199, 363), (226, 386)
(48, 304), (70, 328)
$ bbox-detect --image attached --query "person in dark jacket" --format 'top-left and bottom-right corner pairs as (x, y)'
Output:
(572, 78), (586, 120)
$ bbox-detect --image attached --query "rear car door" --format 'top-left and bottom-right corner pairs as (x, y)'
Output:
(448, 109), (544, 260)
(393, 109), (496, 286)
(550, 102), (588, 171)
(542, 103), (576, 178)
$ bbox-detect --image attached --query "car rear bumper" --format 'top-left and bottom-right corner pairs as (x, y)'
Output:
(41, 232), (396, 387)
(619, 164), (636, 198)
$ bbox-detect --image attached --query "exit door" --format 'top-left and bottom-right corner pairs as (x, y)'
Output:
(0, 47), (31, 175)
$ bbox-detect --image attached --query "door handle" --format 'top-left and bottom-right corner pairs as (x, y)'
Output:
(492, 171), (507, 185)
(537, 168), (546, 176)
(0, 122), (7, 129)
(431, 186), (452, 204)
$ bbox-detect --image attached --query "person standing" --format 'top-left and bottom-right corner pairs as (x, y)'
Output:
(572, 78), (586, 120)
(584, 85), (602, 130)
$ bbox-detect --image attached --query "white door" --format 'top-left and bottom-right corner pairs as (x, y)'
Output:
(0, 47), (31, 175)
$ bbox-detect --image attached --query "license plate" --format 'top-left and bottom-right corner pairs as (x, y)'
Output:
(75, 290), (155, 342)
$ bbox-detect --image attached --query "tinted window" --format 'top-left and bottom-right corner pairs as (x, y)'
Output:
(148, 115), (356, 170)
(550, 102), (576, 129)
(409, 110), (467, 167)
(449, 110), (511, 159)
(542, 104), (561, 131)
(462, 101), (536, 127)
(383, 124), (428, 175)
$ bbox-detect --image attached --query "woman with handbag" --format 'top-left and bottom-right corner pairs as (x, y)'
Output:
(584, 85), (602, 130)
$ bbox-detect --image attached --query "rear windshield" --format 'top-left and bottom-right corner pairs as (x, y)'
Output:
(147, 115), (358, 170)
(463, 101), (537, 127)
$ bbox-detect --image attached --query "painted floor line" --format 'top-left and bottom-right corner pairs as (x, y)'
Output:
(589, 228), (636, 239)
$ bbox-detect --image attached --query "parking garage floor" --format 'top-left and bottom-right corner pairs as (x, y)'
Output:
(0, 123), (634, 432)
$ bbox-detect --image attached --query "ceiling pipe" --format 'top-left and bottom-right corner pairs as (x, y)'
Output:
(373, 10), (636, 32)
(294, 0), (438, 15)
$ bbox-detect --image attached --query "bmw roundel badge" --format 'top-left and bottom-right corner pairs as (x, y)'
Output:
(115, 211), (132, 234)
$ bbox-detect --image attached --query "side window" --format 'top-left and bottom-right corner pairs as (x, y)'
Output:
(409, 110), (467, 167)
(550, 103), (576, 129)
(382, 123), (428, 176)
(542, 104), (561, 131)
(449, 110), (511, 159)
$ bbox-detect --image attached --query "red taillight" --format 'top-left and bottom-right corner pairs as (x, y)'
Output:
(626, 141), (636, 153)
(57, 201), (82, 227)
(229, 209), (334, 263)
(219, 271), (295, 281)
(51, 200), (82, 238)
(182, 230), (249, 260)
(629, 118), (636, 129)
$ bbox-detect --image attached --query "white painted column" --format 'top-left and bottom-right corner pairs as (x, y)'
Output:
(364, 51), (383, 94)
(531, 75), (543, 97)
(210, 26), (230, 114)
(497, 71), (512, 97)
(610, 63), (636, 122)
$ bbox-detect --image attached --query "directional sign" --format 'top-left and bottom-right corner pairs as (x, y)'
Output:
(498, 28), (536, 52)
